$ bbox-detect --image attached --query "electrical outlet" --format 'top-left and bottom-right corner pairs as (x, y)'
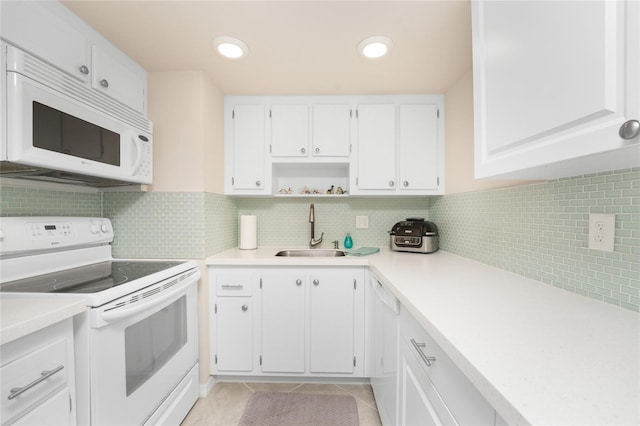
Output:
(588, 213), (615, 252)
(355, 215), (369, 229)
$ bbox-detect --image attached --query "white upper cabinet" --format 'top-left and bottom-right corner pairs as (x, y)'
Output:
(0, 1), (148, 115)
(355, 104), (397, 191)
(225, 95), (444, 196)
(399, 104), (440, 191)
(227, 104), (267, 193)
(90, 45), (146, 113)
(270, 105), (310, 157)
(0, 1), (88, 83)
(472, 0), (640, 179)
(352, 98), (443, 195)
(312, 104), (351, 157)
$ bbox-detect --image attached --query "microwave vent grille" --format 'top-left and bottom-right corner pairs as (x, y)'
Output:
(18, 51), (151, 134)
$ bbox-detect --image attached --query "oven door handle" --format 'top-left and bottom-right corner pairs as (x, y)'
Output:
(98, 274), (197, 325)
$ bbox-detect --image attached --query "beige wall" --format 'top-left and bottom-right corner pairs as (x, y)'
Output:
(444, 69), (530, 194)
(148, 71), (224, 193)
(147, 71), (225, 386)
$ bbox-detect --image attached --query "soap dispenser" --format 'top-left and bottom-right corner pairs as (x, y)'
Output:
(344, 233), (353, 249)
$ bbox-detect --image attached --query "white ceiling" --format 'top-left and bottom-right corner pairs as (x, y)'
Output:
(62, 0), (472, 96)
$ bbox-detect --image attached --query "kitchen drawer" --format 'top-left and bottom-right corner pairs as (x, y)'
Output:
(1, 335), (70, 423)
(213, 270), (254, 297)
(399, 308), (495, 425)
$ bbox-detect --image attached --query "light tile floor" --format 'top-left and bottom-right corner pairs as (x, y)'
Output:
(181, 382), (383, 426)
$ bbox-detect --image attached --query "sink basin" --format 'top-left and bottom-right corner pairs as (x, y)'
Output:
(275, 249), (346, 257)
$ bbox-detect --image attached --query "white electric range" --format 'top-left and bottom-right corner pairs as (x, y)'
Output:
(0, 216), (200, 425)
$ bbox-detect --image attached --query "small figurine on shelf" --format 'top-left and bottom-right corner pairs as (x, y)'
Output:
(327, 185), (335, 194)
(302, 186), (311, 194)
(313, 188), (322, 194)
(278, 188), (288, 194)
(287, 187), (294, 194)
(336, 186), (344, 195)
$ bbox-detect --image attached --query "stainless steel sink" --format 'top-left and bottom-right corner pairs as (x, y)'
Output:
(275, 249), (346, 257)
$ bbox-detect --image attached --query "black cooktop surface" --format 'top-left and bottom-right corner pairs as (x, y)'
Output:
(0, 261), (183, 294)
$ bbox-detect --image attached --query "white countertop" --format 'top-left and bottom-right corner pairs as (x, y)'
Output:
(0, 296), (86, 345)
(207, 247), (640, 426)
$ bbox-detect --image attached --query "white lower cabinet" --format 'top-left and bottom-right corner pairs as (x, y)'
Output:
(215, 298), (254, 372)
(210, 266), (366, 377)
(399, 308), (496, 426)
(308, 270), (357, 374)
(260, 271), (306, 373)
(0, 318), (77, 425)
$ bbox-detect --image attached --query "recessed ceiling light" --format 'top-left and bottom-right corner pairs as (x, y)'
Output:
(212, 36), (249, 59)
(357, 36), (393, 59)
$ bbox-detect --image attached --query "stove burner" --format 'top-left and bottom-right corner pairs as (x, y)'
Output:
(0, 261), (183, 294)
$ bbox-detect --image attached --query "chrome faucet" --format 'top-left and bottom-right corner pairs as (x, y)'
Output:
(309, 203), (324, 247)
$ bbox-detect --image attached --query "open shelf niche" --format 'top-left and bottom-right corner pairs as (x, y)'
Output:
(271, 163), (350, 197)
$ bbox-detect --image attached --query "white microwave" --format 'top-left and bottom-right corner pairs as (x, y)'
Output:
(0, 43), (153, 187)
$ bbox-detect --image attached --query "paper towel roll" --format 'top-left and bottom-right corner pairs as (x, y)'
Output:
(239, 215), (257, 250)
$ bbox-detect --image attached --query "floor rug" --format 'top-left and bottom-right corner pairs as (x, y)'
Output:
(238, 391), (359, 426)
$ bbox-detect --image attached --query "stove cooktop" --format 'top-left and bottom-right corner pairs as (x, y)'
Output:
(0, 261), (183, 294)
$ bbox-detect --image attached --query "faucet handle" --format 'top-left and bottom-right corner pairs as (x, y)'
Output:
(332, 240), (339, 249)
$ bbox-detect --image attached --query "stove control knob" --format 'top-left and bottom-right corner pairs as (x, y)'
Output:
(100, 223), (110, 233)
(90, 224), (100, 234)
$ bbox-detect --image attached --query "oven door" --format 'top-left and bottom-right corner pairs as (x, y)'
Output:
(88, 270), (198, 426)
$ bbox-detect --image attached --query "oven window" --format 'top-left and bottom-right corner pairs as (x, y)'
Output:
(124, 296), (187, 396)
(32, 101), (121, 166)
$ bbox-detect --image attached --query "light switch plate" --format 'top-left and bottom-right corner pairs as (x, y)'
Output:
(355, 215), (369, 229)
(588, 213), (615, 252)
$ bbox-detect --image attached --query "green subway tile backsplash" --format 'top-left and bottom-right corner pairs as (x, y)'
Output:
(103, 192), (238, 259)
(2, 167), (637, 312)
(0, 185), (102, 217)
(237, 197), (429, 248)
(430, 168), (640, 312)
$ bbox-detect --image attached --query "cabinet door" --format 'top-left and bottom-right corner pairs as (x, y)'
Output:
(473, 0), (640, 179)
(91, 45), (146, 113)
(399, 340), (456, 426)
(356, 104), (397, 190)
(399, 105), (439, 191)
(215, 298), (254, 372)
(232, 105), (266, 190)
(312, 105), (351, 157)
(0, 1), (89, 82)
(309, 271), (355, 374)
(261, 272), (305, 373)
(13, 388), (73, 426)
(270, 105), (309, 157)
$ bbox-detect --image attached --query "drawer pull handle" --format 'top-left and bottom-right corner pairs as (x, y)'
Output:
(410, 338), (436, 367)
(221, 284), (243, 290)
(8, 365), (64, 400)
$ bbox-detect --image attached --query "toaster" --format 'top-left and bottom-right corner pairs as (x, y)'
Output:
(390, 218), (439, 253)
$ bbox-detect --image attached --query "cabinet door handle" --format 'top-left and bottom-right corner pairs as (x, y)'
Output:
(8, 365), (64, 400)
(410, 338), (436, 367)
(221, 284), (243, 290)
(255, 180), (261, 187)
(315, 147), (320, 154)
(78, 65), (89, 75)
(313, 279), (319, 286)
(301, 148), (306, 154)
(619, 120), (640, 140)
(389, 180), (395, 187)
(241, 304), (248, 312)
(296, 279), (302, 286)
(100, 79), (109, 88)
(403, 181), (409, 187)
